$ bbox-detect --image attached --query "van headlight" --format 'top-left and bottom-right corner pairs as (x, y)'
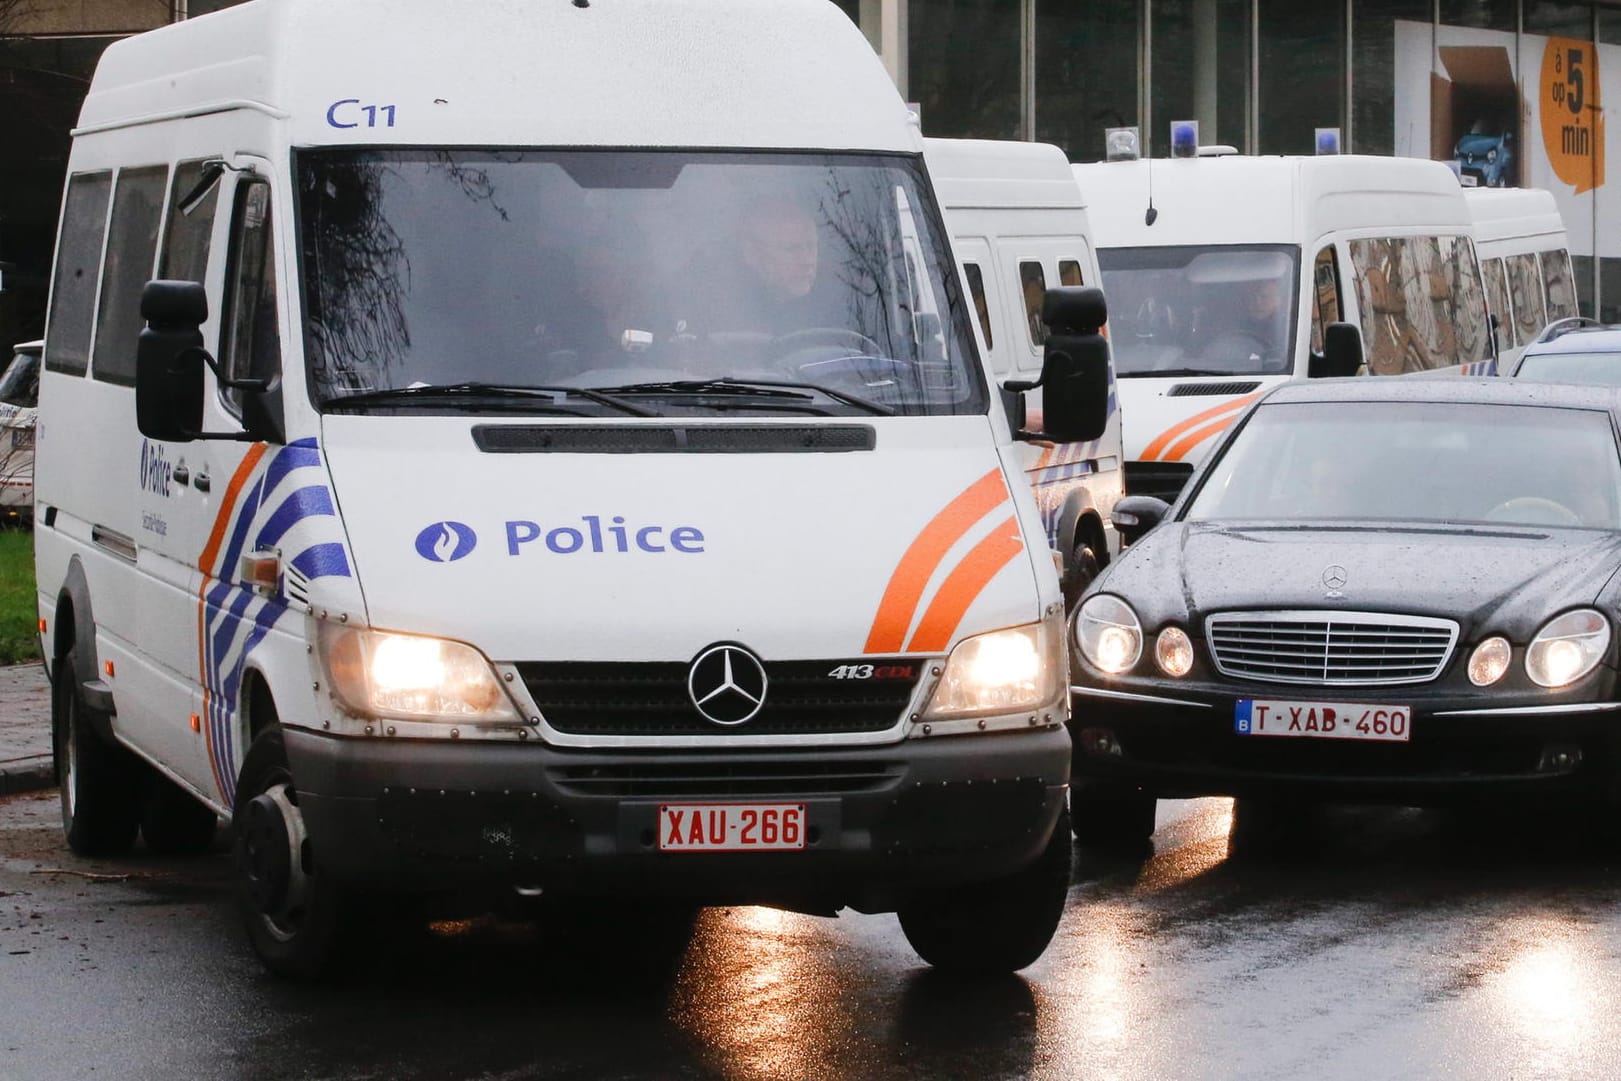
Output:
(1075, 594), (1142, 674)
(922, 616), (1065, 720)
(316, 624), (519, 722)
(1526, 609), (1611, 688)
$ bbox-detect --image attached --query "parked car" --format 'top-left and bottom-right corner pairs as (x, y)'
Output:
(1507, 317), (1621, 384)
(1069, 378), (1621, 847)
(0, 339), (39, 524)
(1454, 129), (1514, 188)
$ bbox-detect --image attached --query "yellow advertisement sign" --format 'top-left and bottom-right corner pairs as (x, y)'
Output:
(1540, 37), (1605, 194)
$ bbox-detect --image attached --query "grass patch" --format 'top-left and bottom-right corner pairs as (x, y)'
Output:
(0, 529), (39, 665)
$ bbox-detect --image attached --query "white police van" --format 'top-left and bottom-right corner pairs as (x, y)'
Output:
(1075, 151), (1494, 500)
(33, 0), (1111, 978)
(926, 138), (1124, 606)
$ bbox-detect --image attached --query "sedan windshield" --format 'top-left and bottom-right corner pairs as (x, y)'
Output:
(1098, 244), (1299, 377)
(1186, 400), (1621, 529)
(296, 149), (984, 417)
(1514, 351), (1621, 386)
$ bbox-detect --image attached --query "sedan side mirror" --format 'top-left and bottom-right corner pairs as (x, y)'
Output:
(1113, 494), (1171, 546)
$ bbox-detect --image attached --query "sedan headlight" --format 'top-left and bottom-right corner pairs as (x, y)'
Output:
(1526, 609), (1611, 688)
(316, 624), (519, 722)
(1075, 594), (1142, 675)
(1487, 148), (1499, 163)
(1467, 636), (1511, 687)
(923, 616), (1065, 720)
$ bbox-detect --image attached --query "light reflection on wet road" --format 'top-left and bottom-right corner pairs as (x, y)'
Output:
(5, 789), (1621, 1080)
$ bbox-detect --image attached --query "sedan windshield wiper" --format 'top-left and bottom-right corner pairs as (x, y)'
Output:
(323, 382), (659, 417)
(590, 377), (895, 416)
(1118, 368), (1250, 379)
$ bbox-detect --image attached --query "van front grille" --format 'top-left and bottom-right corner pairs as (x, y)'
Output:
(517, 659), (921, 737)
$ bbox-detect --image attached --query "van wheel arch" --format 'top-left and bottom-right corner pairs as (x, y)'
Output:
(53, 559), (111, 742)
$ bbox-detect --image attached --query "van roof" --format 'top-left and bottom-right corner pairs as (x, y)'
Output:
(1462, 187), (1567, 246)
(76, 0), (915, 153)
(1073, 155), (1471, 249)
(923, 138), (1085, 211)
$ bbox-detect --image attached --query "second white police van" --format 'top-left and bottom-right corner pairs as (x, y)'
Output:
(34, 0), (1113, 978)
(926, 137), (1124, 605)
(1075, 152), (1495, 499)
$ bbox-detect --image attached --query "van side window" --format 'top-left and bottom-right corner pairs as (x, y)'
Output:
(159, 159), (221, 284)
(220, 180), (280, 414)
(963, 262), (994, 350)
(1504, 253), (1545, 346)
(1309, 246), (1341, 355)
(1019, 261), (1048, 348)
(1482, 257), (1512, 346)
(1058, 259), (1084, 287)
(44, 172), (113, 377)
(1349, 235), (1487, 374)
(92, 166), (168, 387)
(1539, 249), (1577, 321)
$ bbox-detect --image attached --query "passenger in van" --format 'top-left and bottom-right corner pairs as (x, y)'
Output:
(1202, 277), (1288, 367)
(712, 194), (827, 336)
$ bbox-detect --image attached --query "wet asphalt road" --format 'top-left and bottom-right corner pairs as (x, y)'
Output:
(4, 788), (1621, 1081)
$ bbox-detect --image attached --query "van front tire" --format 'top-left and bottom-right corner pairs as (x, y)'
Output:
(234, 724), (354, 980)
(53, 649), (143, 856)
(896, 807), (1072, 976)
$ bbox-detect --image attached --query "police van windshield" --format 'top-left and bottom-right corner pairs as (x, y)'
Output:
(1098, 244), (1299, 378)
(296, 149), (985, 417)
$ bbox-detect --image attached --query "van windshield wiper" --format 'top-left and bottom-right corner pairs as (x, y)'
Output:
(588, 377), (895, 416)
(322, 382), (659, 417)
(1119, 368), (1251, 379)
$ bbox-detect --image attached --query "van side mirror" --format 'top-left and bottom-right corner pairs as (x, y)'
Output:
(136, 280), (208, 442)
(1011, 286), (1110, 444)
(1112, 494), (1170, 546)
(1310, 321), (1363, 378)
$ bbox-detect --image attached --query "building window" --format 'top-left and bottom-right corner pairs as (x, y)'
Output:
(910, 0), (1022, 139)
(1257, 0), (1344, 156)
(1438, 0), (1515, 31)
(1036, 0), (1139, 161)
(1352, 0), (1431, 155)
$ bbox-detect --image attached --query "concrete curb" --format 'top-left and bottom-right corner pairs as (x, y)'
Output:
(0, 755), (54, 796)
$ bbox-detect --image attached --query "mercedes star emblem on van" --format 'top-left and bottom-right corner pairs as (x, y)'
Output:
(687, 644), (769, 726)
(1322, 564), (1349, 595)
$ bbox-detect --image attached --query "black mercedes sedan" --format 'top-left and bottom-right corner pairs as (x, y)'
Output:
(1069, 378), (1621, 846)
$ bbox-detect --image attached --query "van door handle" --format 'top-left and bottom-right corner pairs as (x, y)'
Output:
(171, 465), (190, 487)
(193, 472), (211, 493)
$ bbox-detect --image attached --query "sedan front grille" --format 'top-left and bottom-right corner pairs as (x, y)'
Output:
(1205, 611), (1459, 686)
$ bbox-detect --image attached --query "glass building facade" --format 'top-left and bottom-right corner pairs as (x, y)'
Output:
(4, 0), (1621, 350)
(888, 0), (1621, 319)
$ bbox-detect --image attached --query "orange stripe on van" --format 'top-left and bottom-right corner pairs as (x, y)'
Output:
(195, 444), (268, 801)
(1138, 391), (1263, 462)
(864, 470), (1009, 654)
(1161, 410), (1247, 462)
(906, 516), (1025, 653)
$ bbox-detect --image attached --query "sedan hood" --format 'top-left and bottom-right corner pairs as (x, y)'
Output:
(1109, 522), (1621, 638)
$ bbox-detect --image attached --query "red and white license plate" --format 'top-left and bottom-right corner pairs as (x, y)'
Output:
(658, 803), (807, 852)
(1235, 699), (1411, 743)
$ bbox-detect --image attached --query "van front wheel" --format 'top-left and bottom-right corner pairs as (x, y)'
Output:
(53, 649), (143, 856)
(896, 807), (1071, 975)
(234, 724), (353, 980)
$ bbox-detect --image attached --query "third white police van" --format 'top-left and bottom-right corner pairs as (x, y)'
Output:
(1464, 186), (1577, 369)
(926, 137), (1123, 605)
(33, 0), (1112, 978)
(1075, 153), (1494, 500)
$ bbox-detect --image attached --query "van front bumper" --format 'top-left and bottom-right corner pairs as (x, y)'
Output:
(283, 726), (1069, 910)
